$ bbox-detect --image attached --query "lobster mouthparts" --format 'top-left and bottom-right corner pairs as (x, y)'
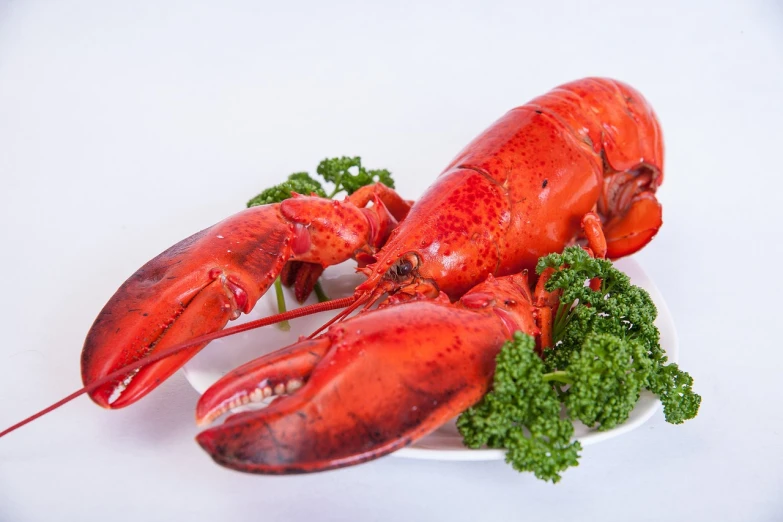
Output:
(194, 274), (537, 474)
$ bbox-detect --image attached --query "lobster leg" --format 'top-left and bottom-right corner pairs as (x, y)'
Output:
(581, 212), (608, 260)
(533, 268), (557, 351)
(279, 261), (326, 304)
(82, 189), (406, 408)
(580, 212), (607, 291)
(534, 214), (607, 350)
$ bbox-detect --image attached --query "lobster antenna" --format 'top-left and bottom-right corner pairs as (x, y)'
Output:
(307, 291), (372, 339)
(0, 295), (356, 439)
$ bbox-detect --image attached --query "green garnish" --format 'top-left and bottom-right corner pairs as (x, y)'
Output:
(536, 247), (701, 425)
(247, 172), (326, 207)
(313, 281), (330, 303)
(458, 247), (700, 482)
(316, 156), (394, 197)
(247, 157), (395, 208)
(272, 277), (290, 331)
(457, 332), (581, 483)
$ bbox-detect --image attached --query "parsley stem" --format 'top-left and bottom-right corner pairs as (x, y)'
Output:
(273, 277), (291, 331)
(327, 174), (343, 198)
(542, 370), (573, 385)
(313, 280), (330, 303)
(553, 301), (574, 343)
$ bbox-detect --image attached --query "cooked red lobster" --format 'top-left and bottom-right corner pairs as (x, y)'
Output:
(77, 77), (663, 473)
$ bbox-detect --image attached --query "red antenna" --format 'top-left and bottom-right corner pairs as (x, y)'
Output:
(0, 295), (356, 439)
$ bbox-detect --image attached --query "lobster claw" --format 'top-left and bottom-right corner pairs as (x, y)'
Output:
(81, 191), (403, 409)
(195, 276), (537, 474)
(81, 204), (299, 408)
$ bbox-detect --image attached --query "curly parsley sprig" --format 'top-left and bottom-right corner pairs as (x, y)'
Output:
(536, 247), (700, 424)
(458, 332), (581, 483)
(247, 172), (327, 208)
(316, 156), (394, 197)
(458, 247), (700, 482)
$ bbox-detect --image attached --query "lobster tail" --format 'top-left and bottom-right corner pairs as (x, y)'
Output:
(534, 77), (665, 259)
(563, 78), (664, 258)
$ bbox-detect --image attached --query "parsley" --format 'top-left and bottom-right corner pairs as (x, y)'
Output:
(458, 247), (700, 482)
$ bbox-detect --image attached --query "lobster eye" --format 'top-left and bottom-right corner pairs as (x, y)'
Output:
(396, 260), (413, 277)
(388, 253), (419, 280)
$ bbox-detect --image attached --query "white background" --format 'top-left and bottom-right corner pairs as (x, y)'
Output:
(1, 1), (781, 521)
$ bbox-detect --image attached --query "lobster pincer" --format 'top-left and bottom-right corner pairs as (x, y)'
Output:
(194, 273), (540, 474)
(81, 184), (411, 409)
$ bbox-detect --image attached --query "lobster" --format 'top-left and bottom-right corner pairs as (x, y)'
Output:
(6, 77), (664, 473)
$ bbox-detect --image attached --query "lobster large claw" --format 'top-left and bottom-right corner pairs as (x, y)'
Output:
(81, 186), (410, 409)
(194, 274), (538, 474)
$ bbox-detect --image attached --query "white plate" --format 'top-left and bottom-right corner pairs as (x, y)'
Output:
(182, 257), (677, 461)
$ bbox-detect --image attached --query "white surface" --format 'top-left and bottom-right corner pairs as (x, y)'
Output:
(1, 1), (781, 521)
(182, 257), (676, 459)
